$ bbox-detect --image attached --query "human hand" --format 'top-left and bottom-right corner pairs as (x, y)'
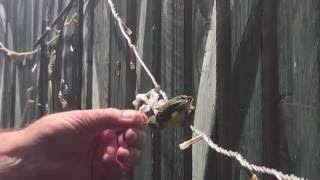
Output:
(1, 108), (147, 180)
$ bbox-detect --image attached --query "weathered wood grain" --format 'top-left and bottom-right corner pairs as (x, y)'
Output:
(192, 0), (214, 96)
(71, 0), (83, 109)
(229, 1), (263, 180)
(133, 0), (153, 179)
(1, 1), (15, 128)
(277, 1), (320, 179)
(216, 0), (232, 179)
(183, 0), (193, 179)
(109, 0), (127, 109)
(92, 0), (111, 108)
(262, 1), (280, 180)
(38, 20), (49, 117)
(82, 0), (95, 109)
(151, 0), (162, 180)
(160, 0), (187, 180)
(192, 3), (217, 180)
(0, 2), (6, 127)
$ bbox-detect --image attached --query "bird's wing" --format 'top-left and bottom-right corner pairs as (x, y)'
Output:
(156, 96), (189, 123)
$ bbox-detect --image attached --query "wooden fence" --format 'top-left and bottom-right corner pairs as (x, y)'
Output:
(0, 0), (319, 179)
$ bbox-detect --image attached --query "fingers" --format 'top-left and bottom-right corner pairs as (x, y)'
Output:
(118, 128), (146, 149)
(101, 130), (118, 159)
(101, 128), (146, 171)
(94, 130), (123, 180)
(115, 128), (146, 170)
(89, 108), (146, 130)
(57, 108), (147, 132)
(116, 147), (141, 169)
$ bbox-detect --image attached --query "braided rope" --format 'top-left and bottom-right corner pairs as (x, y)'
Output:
(191, 126), (306, 180)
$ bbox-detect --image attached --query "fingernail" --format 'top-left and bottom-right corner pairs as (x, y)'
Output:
(121, 110), (138, 119)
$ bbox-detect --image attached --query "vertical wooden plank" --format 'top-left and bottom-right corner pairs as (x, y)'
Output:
(152, 0), (162, 179)
(160, 0), (185, 179)
(37, 1), (56, 115)
(109, 0), (127, 109)
(8, 48), (16, 127)
(184, 0), (193, 95)
(83, 0), (94, 109)
(33, 0), (41, 42)
(125, 1), (137, 179)
(38, 20), (49, 117)
(191, 2), (216, 179)
(183, 0), (193, 179)
(133, 0), (154, 179)
(216, 0), (232, 179)
(73, 0), (83, 109)
(15, 0), (39, 126)
(262, 1), (280, 180)
(26, 0), (39, 122)
(0, 5), (13, 128)
(229, 1), (263, 180)
(216, 1), (264, 180)
(277, 1), (320, 179)
(0, 3), (5, 126)
(192, 3), (217, 179)
(126, 0), (137, 109)
(192, 0), (214, 96)
(7, 1), (16, 128)
(92, 0), (111, 108)
(54, 1), (78, 111)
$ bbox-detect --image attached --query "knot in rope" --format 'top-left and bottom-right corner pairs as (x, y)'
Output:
(133, 88), (168, 115)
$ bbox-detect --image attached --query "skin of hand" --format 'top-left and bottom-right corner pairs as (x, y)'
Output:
(0, 108), (147, 180)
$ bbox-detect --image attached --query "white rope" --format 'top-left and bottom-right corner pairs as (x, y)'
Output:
(0, 42), (40, 59)
(134, 89), (167, 114)
(107, 0), (160, 90)
(191, 126), (306, 180)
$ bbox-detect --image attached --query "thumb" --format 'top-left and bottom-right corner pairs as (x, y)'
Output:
(67, 108), (147, 132)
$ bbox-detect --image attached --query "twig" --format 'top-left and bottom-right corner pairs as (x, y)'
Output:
(34, 0), (76, 47)
(246, 169), (259, 180)
(64, 13), (79, 26)
(45, 13), (79, 34)
(46, 35), (60, 45)
(179, 135), (203, 150)
(46, 26), (60, 34)
(0, 32), (59, 61)
(0, 9), (76, 60)
(0, 42), (39, 59)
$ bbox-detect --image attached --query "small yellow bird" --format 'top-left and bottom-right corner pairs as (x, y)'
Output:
(148, 95), (195, 129)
